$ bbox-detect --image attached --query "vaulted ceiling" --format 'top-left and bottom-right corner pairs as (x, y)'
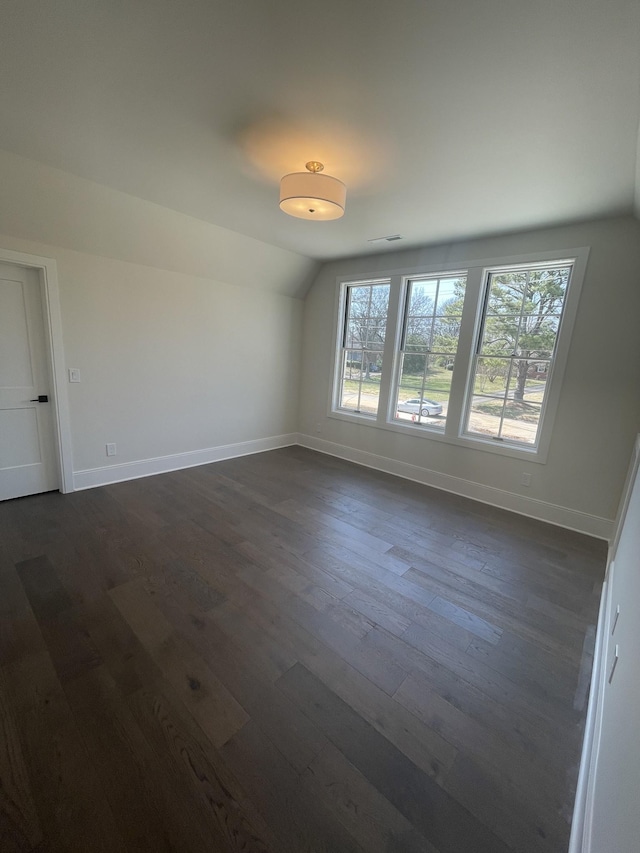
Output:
(2, 0), (639, 261)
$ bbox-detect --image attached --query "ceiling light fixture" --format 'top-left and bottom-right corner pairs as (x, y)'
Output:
(279, 161), (346, 220)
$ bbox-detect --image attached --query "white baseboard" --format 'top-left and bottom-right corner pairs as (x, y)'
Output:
(72, 430), (614, 539)
(72, 433), (298, 490)
(298, 433), (613, 540)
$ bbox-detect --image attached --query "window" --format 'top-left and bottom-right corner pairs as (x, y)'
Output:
(331, 250), (586, 462)
(465, 263), (571, 446)
(394, 274), (466, 429)
(336, 280), (390, 416)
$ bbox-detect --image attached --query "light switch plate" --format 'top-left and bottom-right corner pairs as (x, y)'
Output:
(69, 368), (81, 383)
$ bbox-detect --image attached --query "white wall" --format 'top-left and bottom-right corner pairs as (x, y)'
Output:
(0, 150), (317, 484)
(571, 437), (640, 852)
(0, 148), (317, 299)
(299, 216), (640, 536)
(0, 232), (304, 482)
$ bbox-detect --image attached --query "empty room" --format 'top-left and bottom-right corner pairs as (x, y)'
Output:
(1, 2), (639, 852)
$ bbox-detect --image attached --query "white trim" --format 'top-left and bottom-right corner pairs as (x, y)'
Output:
(333, 248), (591, 282)
(0, 247), (74, 493)
(327, 409), (550, 464)
(298, 433), (612, 540)
(73, 433), (298, 490)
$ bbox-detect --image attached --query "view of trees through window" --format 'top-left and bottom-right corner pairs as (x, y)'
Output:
(338, 281), (390, 415)
(395, 275), (466, 427)
(334, 259), (575, 452)
(466, 264), (570, 444)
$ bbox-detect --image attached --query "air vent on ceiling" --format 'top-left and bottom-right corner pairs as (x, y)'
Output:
(367, 234), (403, 243)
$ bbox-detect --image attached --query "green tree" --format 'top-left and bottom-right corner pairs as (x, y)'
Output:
(402, 336), (430, 373)
(482, 268), (568, 403)
(475, 357), (509, 392)
(430, 278), (465, 354)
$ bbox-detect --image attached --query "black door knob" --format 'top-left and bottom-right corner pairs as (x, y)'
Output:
(30, 395), (49, 403)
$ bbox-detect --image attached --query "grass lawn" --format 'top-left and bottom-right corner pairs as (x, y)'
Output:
(474, 401), (540, 423)
(473, 384), (545, 423)
(343, 367), (546, 423)
(343, 367), (453, 402)
(398, 369), (452, 401)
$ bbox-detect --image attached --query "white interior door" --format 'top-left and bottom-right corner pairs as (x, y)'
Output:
(0, 262), (58, 500)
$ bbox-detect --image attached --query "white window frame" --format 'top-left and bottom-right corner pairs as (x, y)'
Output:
(329, 248), (589, 464)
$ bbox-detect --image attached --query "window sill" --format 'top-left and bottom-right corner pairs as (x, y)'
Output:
(328, 409), (548, 464)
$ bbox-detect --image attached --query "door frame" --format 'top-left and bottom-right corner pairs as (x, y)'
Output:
(1, 247), (73, 494)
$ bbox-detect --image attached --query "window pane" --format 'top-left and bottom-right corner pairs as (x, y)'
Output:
(480, 315), (519, 355)
(346, 319), (361, 346)
(436, 277), (466, 314)
(466, 262), (571, 447)
(348, 286), (371, 313)
(486, 274), (526, 315)
(508, 361), (549, 403)
(393, 275), (466, 429)
(501, 403), (542, 444)
(528, 266), (570, 298)
(408, 281), (437, 314)
(339, 350), (383, 414)
(405, 317), (432, 350)
(468, 369), (508, 436)
(471, 356), (510, 396)
(515, 315), (560, 357)
(338, 282), (390, 416)
(467, 356), (547, 445)
(394, 353), (449, 429)
(467, 398), (503, 440)
(432, 317), (463, 352)
(364, 320), (386, 349)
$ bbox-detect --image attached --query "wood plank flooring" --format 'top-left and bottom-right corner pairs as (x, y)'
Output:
(0, 446), (606, 852)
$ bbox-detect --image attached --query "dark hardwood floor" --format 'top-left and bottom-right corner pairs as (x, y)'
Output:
(0, 446), (607, 852)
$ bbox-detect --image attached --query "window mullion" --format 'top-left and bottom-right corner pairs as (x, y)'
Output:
(376, 275), (402, 424)
(449, 266), (483, 436)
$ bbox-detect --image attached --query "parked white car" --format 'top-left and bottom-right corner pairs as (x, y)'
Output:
(397, 397), (443, 417)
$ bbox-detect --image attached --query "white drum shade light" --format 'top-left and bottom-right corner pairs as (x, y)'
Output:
(279, 161), (346, 220)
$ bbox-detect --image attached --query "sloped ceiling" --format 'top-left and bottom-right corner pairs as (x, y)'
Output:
(1, 0), (639, 261)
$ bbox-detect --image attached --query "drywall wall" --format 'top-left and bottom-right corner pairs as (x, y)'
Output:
(299, 216), (640, 534)
(0, 149), (314, 484)
(576, 437), (640, 852)
(635, 127), (640, 219)
(0, 148), (317, 298)
(0, 231), (303, 479)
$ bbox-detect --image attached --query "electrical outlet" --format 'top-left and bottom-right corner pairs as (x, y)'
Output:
(521, 472), (532, 487)
(106, 443), (117, 457)
(316, 422), (322, 433)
